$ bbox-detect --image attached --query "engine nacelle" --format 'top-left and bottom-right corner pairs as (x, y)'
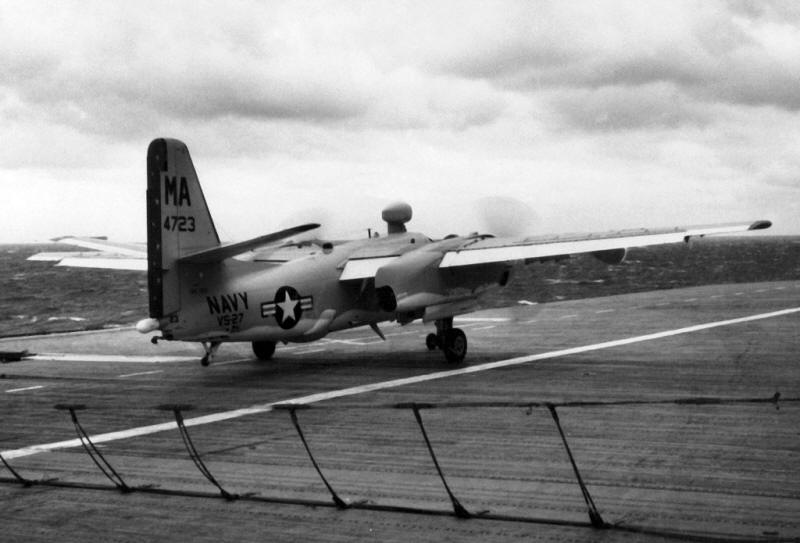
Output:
(374, 248), (444, 312)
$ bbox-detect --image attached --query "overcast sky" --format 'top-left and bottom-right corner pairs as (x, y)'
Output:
(2, 0), (799, 243)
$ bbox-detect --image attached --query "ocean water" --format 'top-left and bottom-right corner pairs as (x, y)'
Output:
(1, 238), (798, 338)
(1, 244), (148, 337)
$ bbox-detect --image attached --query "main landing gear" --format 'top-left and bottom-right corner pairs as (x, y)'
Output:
(252, 340), (276, 361)
(426, 317), (467, 364)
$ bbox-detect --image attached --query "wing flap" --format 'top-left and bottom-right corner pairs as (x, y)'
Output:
(339, 256), (399, 281)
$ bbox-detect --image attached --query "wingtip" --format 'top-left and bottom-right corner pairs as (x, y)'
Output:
(748, 220), (772, 231)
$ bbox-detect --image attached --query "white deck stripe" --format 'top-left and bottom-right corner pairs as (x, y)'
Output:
(0, 327), (136, 342)
(28, 354), (197, 364)
(118, 370), (164, 378)
(213, 358), (253, 367)
(455, 317), (512, 322)
(3, 306), (798, 460)
(5, 385), (45, 393)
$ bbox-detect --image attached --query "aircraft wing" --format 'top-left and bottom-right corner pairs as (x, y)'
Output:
(27, 237), (148, 271)
(439, 220), (772, 268)
(28, 224), (320, 270)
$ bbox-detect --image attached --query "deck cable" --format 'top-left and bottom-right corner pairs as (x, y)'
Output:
(279, 405), (348, 509)
(157, 404), (237, 501)
(409, 402), (471, 519)
(54, 404), (131, 493)
(545, 403), (606, 528)
(0, 452), (31, 486)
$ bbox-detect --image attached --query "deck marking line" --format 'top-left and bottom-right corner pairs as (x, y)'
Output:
(325, 331), (418, 345)
(595, 309), (615, 314)
(3, 306), (799, 460)
(5, 385), (45, 393)
(291, 348), (329, 355)
(28, 354), (197, 364)
(118, 370), (164, 378)
(0, 327), (136, 342)
(455, 317), (512, 322)
(213, 358), (254, 367)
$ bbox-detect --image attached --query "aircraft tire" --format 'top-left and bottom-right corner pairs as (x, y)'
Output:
(442, 328), (467, 364)
(252, 340), (276, 361)
(425, 333), (439, 351)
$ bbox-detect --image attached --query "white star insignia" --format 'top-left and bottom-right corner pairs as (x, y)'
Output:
(276, 290), (299, 324)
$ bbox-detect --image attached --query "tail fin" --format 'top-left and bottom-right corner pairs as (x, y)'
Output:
(146, 138), (219, 318)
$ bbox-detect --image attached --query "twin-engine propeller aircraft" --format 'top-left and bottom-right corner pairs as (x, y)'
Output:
(31, 138), (772, 366)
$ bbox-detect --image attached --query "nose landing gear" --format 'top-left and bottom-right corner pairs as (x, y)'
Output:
(426, 317), (467, 364)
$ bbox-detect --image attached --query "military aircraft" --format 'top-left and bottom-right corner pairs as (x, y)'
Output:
(30, 138), (772, 366)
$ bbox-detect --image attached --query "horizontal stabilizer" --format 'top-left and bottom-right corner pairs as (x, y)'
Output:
(177, 223), (320, 265)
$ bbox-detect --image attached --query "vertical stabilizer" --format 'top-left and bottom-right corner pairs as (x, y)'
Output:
(147, 138), (220, 318)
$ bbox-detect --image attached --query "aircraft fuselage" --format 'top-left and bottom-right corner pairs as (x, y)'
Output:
(159, 231), (510, 344)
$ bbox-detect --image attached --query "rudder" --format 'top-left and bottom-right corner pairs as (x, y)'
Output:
(147, 138), (219, 318)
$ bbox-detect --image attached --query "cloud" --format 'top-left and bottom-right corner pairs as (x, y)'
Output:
(428, 1), (800, 129)
(1, 0), (800, 240)
(0, 0), (511, 142)
(547, 82), (712, 131)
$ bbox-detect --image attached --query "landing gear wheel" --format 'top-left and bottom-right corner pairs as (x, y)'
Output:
(252, 340), (276, 361)
(425, 333), (439, 351)
(200, 341), (221, 367)
(442, 328), (467, 364)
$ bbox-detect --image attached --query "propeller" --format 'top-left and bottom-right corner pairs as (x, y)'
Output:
(474, 196), (539, 237)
